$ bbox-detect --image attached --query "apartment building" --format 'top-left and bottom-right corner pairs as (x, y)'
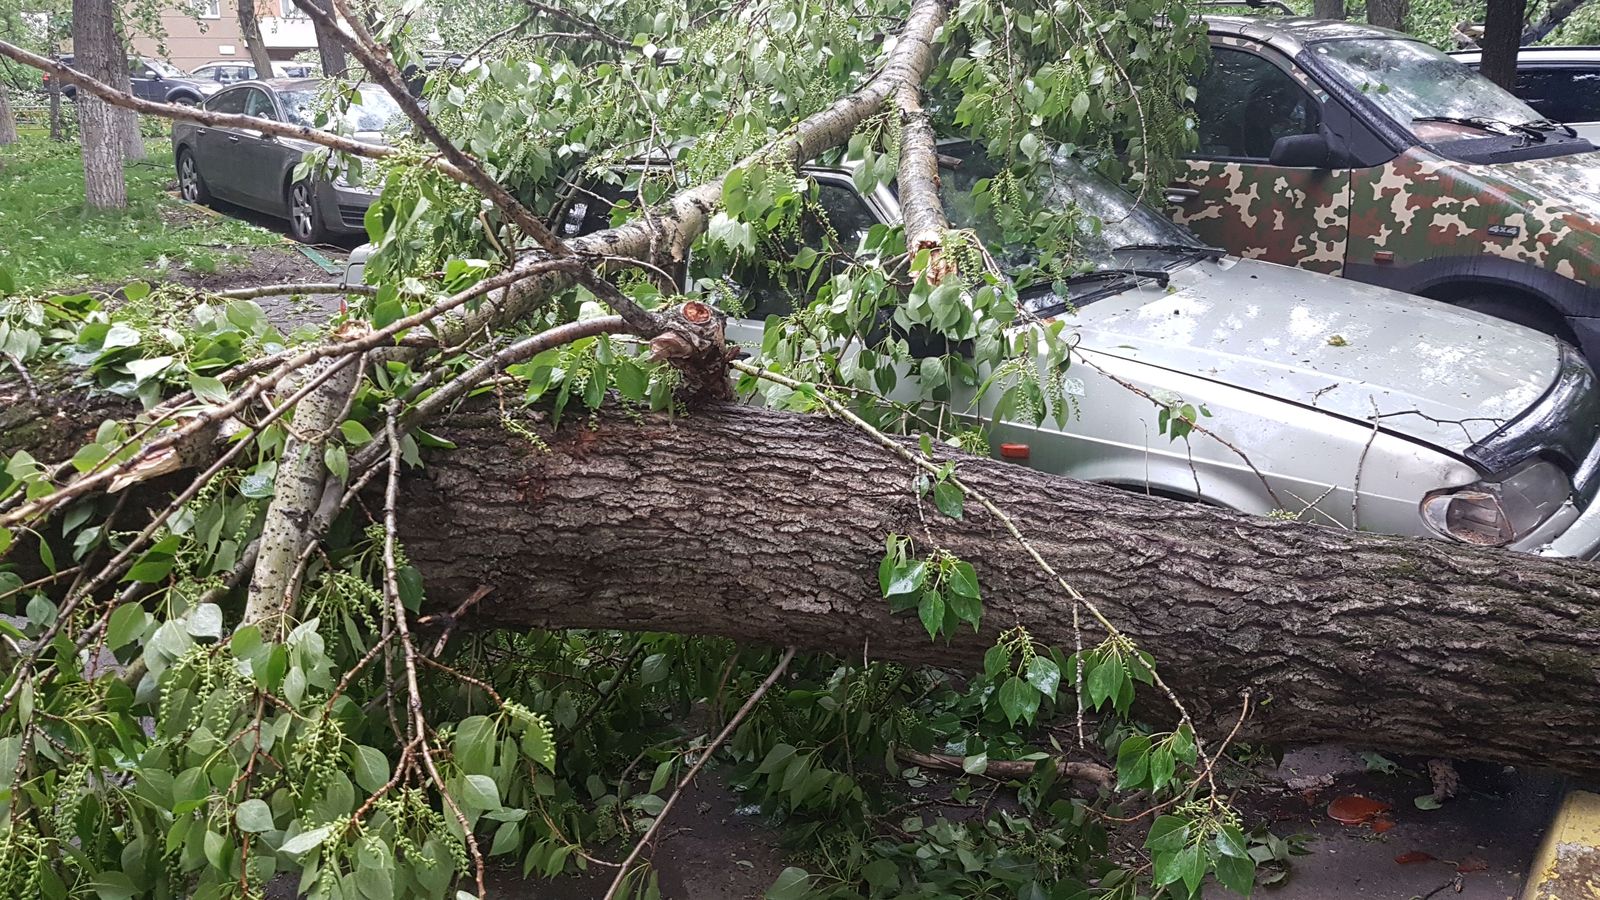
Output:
(125, 0), (317, 70)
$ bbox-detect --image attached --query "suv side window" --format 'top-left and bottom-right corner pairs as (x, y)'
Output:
(1193, 47), (1321, 160)
(206, 88), (250, 115)
(1516, 68), (1600, 123)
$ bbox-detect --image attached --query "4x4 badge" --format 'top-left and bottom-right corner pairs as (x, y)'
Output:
(1487, 224), (1521, 239)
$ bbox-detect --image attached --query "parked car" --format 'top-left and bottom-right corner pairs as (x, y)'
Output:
(189, 60), (318, 86)
(52, 55), (220, 104)
(346, 142), (1600, 557)
(1170, 15), (1600, 365)
(171, 79), (403, 242)
(1450, 47), (1600, 142)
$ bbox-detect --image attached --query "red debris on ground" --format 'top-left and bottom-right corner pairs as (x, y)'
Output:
(1371, 816), (1396, 833)
(1456, 855), (1489, 873)
(1394, 851), (1436, 864)
(1328, 794), (1392, 825)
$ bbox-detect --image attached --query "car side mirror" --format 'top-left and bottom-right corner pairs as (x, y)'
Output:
(1269, 133), (1332, 168)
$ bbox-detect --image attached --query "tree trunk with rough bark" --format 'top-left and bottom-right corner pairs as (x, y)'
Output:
(237, 0), (275, 80)
(48, 68), (63, 142)
(113, 50), (145, 161)
(394, 403), (1600, 778)
(1366, 0), (1409, 30)
(306, 0), (347, 76)
(0, 80), (17, 144)
(71, 0), (127, 209)
(1313, 0), (1346, 19)
(1481, 0), (1530, 90)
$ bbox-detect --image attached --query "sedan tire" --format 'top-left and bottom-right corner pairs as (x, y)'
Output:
(176, 149), (212, 205)
(287, 182), (329, 244)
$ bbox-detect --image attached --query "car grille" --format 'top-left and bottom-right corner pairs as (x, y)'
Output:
(1466, 345), (1600, 508)
(337, 203), (369, 230)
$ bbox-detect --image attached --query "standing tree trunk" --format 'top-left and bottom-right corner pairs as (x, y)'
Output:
(1481, 0), (1531, 91)
(237, 0), (275, 79)
(391, 403), (1600, 778)
(0, 80), (17, 145)
(306, 0), (347, 76)
(71, 0), (127, 209)
(1313, 0), (1346, 19)
(1366, 0), (1409, 30)
(47, 62), (63, 141)
(113, 49), (145, 161)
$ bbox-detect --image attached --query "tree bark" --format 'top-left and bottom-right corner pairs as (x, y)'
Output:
(237, 0), (275, 80)
(1481, 0), (1530, 91)
(1524, 0), (1589, 43)
(1366, 0), (1409, 30)
(0, 80), (17, 145)
(1313, 0), (1346, 19)
(47, 64), (63, 142)
(394, 403), (1600, 778)
(113, 49), (145, 161)
(71, 0), (127, 209)
(305, 0), (347, 77)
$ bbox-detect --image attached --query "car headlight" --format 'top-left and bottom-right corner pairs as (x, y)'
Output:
(1420, 460), (1572, 546)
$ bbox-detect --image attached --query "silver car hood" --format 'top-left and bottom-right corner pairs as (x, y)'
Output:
(1064, 257), (1562, 453)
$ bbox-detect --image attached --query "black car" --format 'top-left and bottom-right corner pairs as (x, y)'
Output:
(52, 55), (219, 105)
(1451, 47), (1600, 142)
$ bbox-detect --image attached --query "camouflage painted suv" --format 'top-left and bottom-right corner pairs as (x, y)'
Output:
(1172, 15), (1600, 361)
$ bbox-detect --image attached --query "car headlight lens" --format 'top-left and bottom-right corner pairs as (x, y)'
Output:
(1420, 460), (1572, 546)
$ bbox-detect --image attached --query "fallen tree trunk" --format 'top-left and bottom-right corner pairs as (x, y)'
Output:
(398, 403), (1600, 777)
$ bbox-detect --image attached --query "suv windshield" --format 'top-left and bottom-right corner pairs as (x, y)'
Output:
(1310, 38), (1545, 140)
(279, 86), (403, 131)
(939, 148), (1207, 273)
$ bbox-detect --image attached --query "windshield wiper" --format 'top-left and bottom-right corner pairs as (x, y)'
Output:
(1022, 267), (1171, 298)
(1526, 118), (1579, 138)
(1413, 115), (1546, 142)
(1112, 242), (1226, 260)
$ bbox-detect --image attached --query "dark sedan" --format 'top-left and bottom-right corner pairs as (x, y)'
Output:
(170, 79), (402, 242)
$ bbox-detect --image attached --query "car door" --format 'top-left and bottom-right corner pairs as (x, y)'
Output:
(196, 87), (252, 201)
(1513, 65), (1600, 142)
(1167, 43), (1351, 274)
(235, 87), (299, 212)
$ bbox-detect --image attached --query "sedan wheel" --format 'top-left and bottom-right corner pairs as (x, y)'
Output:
(287, 182), (327, 244)
(177, 151), (210, 204)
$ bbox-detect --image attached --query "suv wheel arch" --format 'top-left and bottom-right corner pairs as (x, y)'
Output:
(1423, 283), (1579, 345)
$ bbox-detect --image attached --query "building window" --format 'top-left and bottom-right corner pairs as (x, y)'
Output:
(280, 0), (309, 17)
(194, 0), (221, 18)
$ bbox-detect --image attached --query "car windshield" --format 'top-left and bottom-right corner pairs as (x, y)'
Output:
(937, 147), (1206, 283)
(278, 86), (403, 131)
(144, 58), (186, 78)
(1310, 38), (1545, 139)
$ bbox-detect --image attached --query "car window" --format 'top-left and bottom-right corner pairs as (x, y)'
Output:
(1193, 48), (1321, 160)
(742, 180), (877, 320)
(1516, 67), (1600, 123)
(244, 88), (277, 120)
(205, 88), (250, 115)
(1311, 38), (1543, 138)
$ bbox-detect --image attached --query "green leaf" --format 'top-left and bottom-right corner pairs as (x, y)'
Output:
(1214, 825), (1250, 859)
(1414, 795), (1443, 810)
(962, 752), (988, 775)
(1116, 734), (1151, 791)
(280, 824), (334, 857)
(188, 374), (229, 404)
(235, 798), (274, 833)
(1149, 744), (1176, 792)
(614, 360), (649, 402)
(185, 603), (224, 641)
(339, 420), (374, 445)
(106, 603), (147, 649)
(1145, 814), (1190, 852)
(765, 867), (812, 900)
(521, 721), (555, 772)
(1216, 853), (1256, 895)
(882, 560), (927, 598)
(0, 526), (10, 556)
(352, 745), (391, 794)
(996, 676), (1038, 726)
(917, 590), (945, 640)
(1025, 656), (1060, 699)
(1086, 653), (1125, 709)
(946, 561), (979, 599)
(323, 445), (349, 482)
(640, 653), (670, 685)
(932, 481), (964, 519)
(756, 743), (797, 775)
(454, 715), (496, 775)
(462, 774), (500, 811)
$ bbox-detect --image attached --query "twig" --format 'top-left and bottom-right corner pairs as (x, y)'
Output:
(602, 646), (797, 900)
(1, 351), (39, 400)
(429, 585), (492, 656)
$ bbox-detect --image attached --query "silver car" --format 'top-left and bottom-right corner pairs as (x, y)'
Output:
(172, 79), (401, 242)
(347, 146), (1600, 557)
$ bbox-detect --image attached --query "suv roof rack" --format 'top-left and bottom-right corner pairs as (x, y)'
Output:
(1199, 0), (1294, 13)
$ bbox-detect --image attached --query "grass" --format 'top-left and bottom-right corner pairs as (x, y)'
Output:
(0, 128), (283, 294)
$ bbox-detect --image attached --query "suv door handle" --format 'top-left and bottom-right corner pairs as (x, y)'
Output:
(228, 135), (240, 143)
(1165, 186), (1199, 205)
